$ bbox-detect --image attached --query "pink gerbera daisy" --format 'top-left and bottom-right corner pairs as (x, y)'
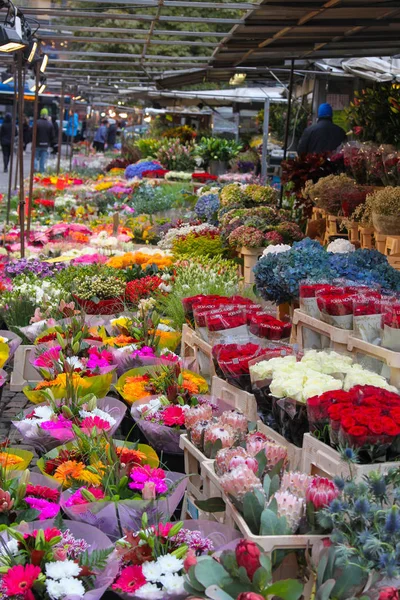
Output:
(2, 564), (41, 596)
(24, 497), (60, 520)
(33, 346), (62, 369)
(112, 565), (146, 593)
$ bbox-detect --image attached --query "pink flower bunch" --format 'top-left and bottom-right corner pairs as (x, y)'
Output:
(132, 346), (156, 358)
(40, 415), (74, 441)
(33, 346), (62, 369)
(73, 253), (108, 265)
(65, 487), (106, 507)
(128, 465), (168, 497)
(86, 347), (115, 370)
(80, 415), (112, 435)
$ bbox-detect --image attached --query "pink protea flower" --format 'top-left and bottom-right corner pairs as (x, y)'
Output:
(33, 346), (62, 369)
(203, 424), (235, 457)
(246, 431), (271, 456)
(274, 491), (304, 532)
(306, 477), (340, 510)
(215, 447), (258, 476)
(280, 472), (314, 499)
(220, 465), (264, 501)
(264, 441), (288, 471)
(80, 415), (112, 434)
(185, 404), (213, 430)
(190, 420), (209, 449)
(218, 409), (248, 434)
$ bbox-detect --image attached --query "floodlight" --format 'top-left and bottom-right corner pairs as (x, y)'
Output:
(1, 69), (13, 84)
(0, 24), (24, 52)
(24, 37), (38, 63)
(40, 53), (48, 73)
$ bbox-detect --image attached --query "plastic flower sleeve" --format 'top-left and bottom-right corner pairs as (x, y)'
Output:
(1, 518), (119, 600)
(23, 372), (114, 404)
(353, 293), (383, 344)
(212, 340), (267, 392)
(193, 301), (234, 342)
(316, 287), (355, 330)
(61, 472), (187, 541)
(248, 346), (296, 428)
(205, 307), (249, 345)
(248, 312), (291, 343)
(131, 403), (184, 454)
(299, 281), (335, 348)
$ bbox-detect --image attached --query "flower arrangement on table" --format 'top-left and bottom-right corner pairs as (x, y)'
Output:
(112, 514), (241, 598)
(0, 520), (118, 600)
(248, 349), (397, 446)
(0, 469), (61, 524)
(125, 161), (163, 180)
(307, 384), (400, 463)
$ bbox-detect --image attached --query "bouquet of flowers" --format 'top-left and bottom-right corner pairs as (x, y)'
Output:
(212, 341), (271, 392)
(14, 381), (126, 451)
(382, 300), (400, 351)
(0, 519), (118, 600)
(57, 433), (187, 539)
(112, 514), (241, 598)
(249, 313), (292, 342)
(73, 273), (126, 315)
(353, 292), (383, 344)
(316, 287), (355, 330)
(116, 363), (208, 406)
(0, 469), (61, 524)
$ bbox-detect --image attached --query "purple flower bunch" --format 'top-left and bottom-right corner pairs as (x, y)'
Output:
(5, 258), (67, 279)
(125, 161), (162, 179)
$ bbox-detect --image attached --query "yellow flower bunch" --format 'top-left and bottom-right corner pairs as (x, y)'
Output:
(182, 371), (208, 394)
(0, 452), (24, 468)
(122, 375), (152, 405)
(107, 253), (138, 269)
(94, 181), (114, 192)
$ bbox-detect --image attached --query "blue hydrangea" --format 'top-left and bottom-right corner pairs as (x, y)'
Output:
(195, 193), (220, 224)
(125, 161), (161, 180)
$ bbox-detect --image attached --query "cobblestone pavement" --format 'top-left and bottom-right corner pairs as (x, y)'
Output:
(0, 383), (38, 463)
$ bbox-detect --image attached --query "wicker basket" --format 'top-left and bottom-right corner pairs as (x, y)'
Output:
(372, 212), (400, 235)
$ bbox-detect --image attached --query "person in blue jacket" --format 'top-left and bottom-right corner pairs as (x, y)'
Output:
(67, 111), (79, 142)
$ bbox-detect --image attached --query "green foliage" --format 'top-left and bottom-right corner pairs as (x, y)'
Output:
(258, 101), (311, 143)
(172, 233), (225, 258)
(197, 137), (243, 165)
(346, 84), (400, 146)
(156, 139), (196, 171)
(55, 264), (127, 292)
(135, 138), (163, 158)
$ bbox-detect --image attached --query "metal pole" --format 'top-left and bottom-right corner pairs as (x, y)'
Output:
(69, 99), (76, 171)
(283, 59), (295, 161)
(280, 58), (295, 207)
(56, 81), (65, 174)
(6, 63), (17, 224)
(17, 52), (25, 258)
(27, 65), (40, 237)
(260, 97), (270, 182)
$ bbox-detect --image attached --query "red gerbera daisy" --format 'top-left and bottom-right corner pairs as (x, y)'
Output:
(25, 484), (60, 502)
(2, 564), (41, 596)
(112, 565), (146, 593)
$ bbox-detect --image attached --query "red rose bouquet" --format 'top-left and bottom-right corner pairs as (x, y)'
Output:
(212, 341), (270, 391)
(316, 288), (355, 329)
(382, 300), (400, 351)
(205, 307), (248, 344)
(352, 293), (383, 343)
(249, 313), (292, 341)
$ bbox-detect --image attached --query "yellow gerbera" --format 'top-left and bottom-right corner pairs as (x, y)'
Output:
(53, 460), (86, 485)
(80, 469), (103, 487)
(0, 452), (23, 468)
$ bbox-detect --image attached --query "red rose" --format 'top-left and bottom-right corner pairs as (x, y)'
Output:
(162, 406), (185, 427)
(235, 540), (261, 580)
(236, 594), (265, 600)
(379, 588), (399, 600)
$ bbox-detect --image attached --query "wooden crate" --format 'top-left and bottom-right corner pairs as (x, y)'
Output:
(10, 345), (38, 392)
(257, 421), (303, 470)
(291, 309), (351, 354)
(180, 491), (225, 522)
(224, 495), (323, 552)
(359, 226), (374, 249)
(301, 433), (399, 481)
(347, 335), (400, 387)
(374, 232), (387, 254)
(179, 434), (213, 500)
(211, 376), (258, 421)
(180, 324), (214, 379)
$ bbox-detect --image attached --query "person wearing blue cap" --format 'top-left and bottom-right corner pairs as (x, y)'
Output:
(297, 102), (346, 155)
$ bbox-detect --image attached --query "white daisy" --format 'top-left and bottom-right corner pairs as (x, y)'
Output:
(33, 405), (54, 420)
(142, 560), (164, 582)
(136, 582), (164, 599)
(57, 577), (85, 597)
(159, 573), (185, 594)
(45, 579), (63, 599)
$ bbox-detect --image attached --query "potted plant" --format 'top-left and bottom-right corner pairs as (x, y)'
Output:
(197, 137), (242, 176)
(367, 186), (400, 235)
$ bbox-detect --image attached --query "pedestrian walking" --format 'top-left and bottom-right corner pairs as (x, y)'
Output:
(34, 108), (55, 173)
(93, 120), (108, 152)
(0, 113), (15, 173)
(297, 103), (346, 155)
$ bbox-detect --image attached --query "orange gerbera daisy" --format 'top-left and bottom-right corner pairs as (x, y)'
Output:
(183, 371), (208, 394)
(0, 453), (23, 468)
(122, 375), (151, 403)
(53, 460), (86, 485)
(116, 447), (147, 466)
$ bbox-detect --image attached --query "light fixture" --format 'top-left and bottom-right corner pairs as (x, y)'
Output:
(24, 37), (37, 63)
(119, 112), (127, 119)
(40, 53), (48, 73)
(0, 3), (28, 53)
(1, 69), (13, 84)
(0, 25), (25, 52)
(38, 80), (46, 93)
(100, 112), (106, 117)
(143, 115), (151, 123)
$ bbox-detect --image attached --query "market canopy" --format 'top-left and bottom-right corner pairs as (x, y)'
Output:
(119, 85), (287, 104)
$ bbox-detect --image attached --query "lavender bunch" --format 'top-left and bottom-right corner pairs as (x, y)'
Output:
(5, 259), (67, 279)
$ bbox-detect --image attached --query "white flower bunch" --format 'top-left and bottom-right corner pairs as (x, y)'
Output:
(137, 555), (185, 599)
(17, 405), (55, 437)
(54, 195), (76, 209)
(79, 407), (116, 427)
(326, 239), (355, 254)
(45, 560), (85, 599)
(2, 278), (64, 310)
(165, 171), (192, 181)
(262, 244), (291, 256)
(158, 224), (219, 250)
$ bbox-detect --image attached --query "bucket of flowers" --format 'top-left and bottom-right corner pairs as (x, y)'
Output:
(111, 513), (242, 599)
(0, 518), (119, 600)
(72, 272), (127, 314)
(58, 433), (187, 540)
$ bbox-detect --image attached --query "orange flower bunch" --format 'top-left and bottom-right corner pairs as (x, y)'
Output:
(107, 253), (138, 269)
(0, 452), (24, 468)
(122, 375), (152, 404)
(69, 231), (90, 244)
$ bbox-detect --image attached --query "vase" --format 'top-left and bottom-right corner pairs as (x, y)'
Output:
(372, 212), (400, 235)
(209, 160), (228, 176)
(239, 246), (264, 285)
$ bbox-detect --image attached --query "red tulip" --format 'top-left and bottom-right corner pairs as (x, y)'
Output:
(235, 540), (261, 580)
